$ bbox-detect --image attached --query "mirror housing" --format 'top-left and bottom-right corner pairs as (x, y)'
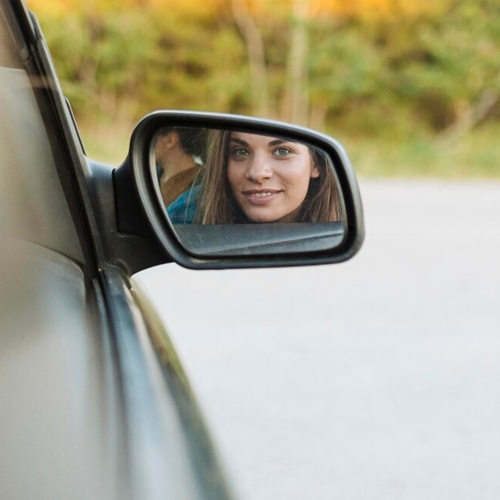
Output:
(115, 111), (364, 270)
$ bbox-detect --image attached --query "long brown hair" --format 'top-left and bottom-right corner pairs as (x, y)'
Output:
(196, 130), (341, 224)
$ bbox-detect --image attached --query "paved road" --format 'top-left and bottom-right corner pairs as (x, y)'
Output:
(137, 179), (500, 500)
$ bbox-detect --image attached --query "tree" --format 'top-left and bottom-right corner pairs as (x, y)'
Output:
(230, 0), (270, 116)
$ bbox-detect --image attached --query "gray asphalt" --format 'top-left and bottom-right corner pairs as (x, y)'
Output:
(136, 179), (500, 500)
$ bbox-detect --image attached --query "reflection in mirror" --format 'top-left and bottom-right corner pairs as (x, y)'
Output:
(152, 126), (346, 256)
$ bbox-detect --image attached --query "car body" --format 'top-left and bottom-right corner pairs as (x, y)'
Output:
(0, 2), (363, 499)
(0, 3), (236, 499)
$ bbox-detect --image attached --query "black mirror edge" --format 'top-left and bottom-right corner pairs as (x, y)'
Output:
(118, 110), (364, 271)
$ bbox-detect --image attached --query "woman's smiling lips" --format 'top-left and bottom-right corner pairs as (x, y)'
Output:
(241, 188), (283, 205)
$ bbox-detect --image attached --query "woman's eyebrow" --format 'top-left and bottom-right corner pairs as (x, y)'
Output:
(230, 137), (249, 146)
(229, 136), (298, 147)
(268, 139), (297, 146)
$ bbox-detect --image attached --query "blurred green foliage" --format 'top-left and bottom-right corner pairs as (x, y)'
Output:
(31, 0), (500, 175)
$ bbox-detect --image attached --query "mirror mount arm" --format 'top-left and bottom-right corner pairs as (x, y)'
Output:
(87, 158), (171, 278)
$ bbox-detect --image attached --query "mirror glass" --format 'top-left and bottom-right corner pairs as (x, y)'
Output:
(150, 126), (346, 256)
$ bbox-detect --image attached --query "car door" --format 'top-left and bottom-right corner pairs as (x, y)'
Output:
(0, 2), (233, 499)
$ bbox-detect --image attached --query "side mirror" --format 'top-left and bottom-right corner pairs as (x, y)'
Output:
(117, 111), (364, 269)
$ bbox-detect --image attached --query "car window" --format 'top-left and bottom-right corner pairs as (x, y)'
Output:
(0, 10), (85, 265)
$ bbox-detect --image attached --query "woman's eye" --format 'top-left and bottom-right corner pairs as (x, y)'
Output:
(273, 147), (292, 158)
(231, 148), (250, 159)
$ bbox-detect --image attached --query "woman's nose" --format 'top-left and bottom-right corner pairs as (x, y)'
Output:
(245, 157), (273, 182)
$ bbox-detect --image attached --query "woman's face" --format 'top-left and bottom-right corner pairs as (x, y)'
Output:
(226, 132), (319, 223)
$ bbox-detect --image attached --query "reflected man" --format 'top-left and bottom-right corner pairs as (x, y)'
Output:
(155, 127), (206, 206)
